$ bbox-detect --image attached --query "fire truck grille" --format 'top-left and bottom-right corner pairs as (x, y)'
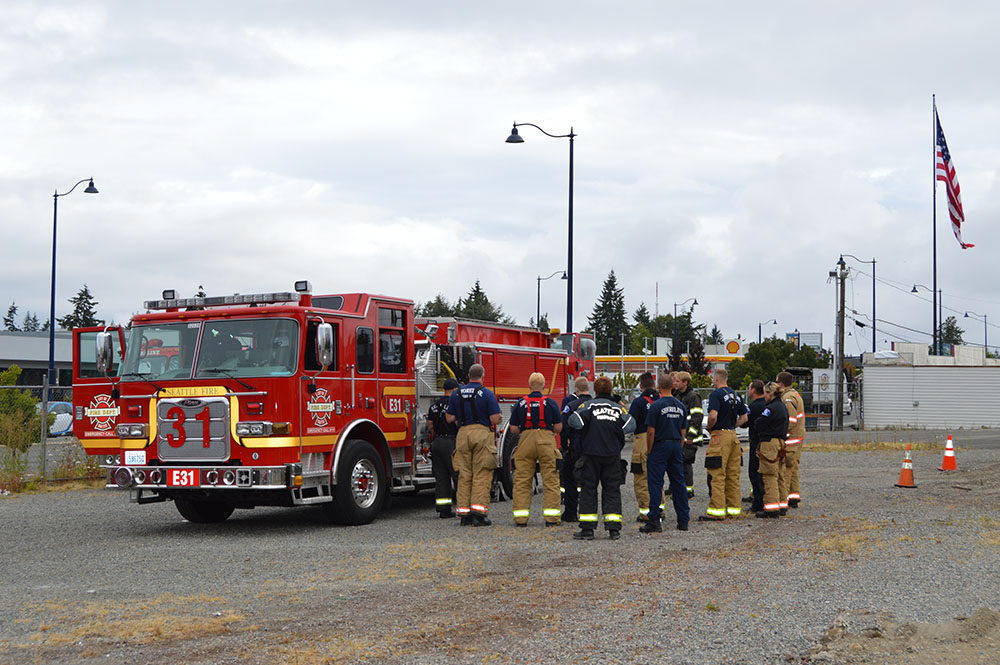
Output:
(156, 397), (231, 462)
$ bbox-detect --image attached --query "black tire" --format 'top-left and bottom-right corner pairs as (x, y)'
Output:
(325, 440), (386, 525)
(175, 498), (235, 523)
(496, 429), (518, 500)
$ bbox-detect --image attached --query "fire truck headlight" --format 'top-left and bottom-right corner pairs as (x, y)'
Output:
(116, 423), (148, 439)
(134, 469), (147, 484)
(114, 467), (134, 488)
(222, 470), (236, 486)
(236, 421), (273, 437)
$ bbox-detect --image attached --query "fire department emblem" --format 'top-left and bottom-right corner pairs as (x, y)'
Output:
(85, 394), (120, 431)
(307, 388), (335, 427)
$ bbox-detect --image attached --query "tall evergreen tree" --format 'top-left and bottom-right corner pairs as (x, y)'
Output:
(57, 284), (104, 329)
(706, 324), (725, 345)
(456, 281), (514, 324)
(417, 294), (458, 317)
(633, 302), (651, 328)
(586, 269), (629, 354)
(22, 312), (39, 332)
(4, 302), (20, 331)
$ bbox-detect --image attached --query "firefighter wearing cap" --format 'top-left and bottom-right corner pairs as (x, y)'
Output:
(673, 371), (705, 498)
(507, 372), (563, 527)
(777, 371), (806, 511)
(567, 376), (636, 540)
(560, 376), (594, 523)
(426, 378), (460, 518)
(628, 372), (660, 522)
(446, 364), (502, 526)
(702, 368), (749, 521)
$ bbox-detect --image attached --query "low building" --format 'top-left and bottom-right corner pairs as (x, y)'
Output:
(861, 343), (1000, 429)
(0, 331), (73, 385)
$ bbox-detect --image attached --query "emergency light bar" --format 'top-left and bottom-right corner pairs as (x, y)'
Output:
(144, 291), (300, 310)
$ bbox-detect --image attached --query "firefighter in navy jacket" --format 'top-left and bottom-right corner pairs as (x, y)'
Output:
(426, 377), (460, 517)
(640, 373), (690, 532)
(507, 372), (563, 527)
(560, 376), (594, 522)
(754, 382), (789, 518)
(446, 364), (502, 526)
(567, 376), (636, 540)
(628, 372), (660, 522)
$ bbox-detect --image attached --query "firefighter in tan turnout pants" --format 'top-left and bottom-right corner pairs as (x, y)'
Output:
(507, 373), (563, 527)
(446, 364), (503, 526)
(776, 371), (805, 510)
(701, 368), (748, 521)
(628, 372), (660, 521)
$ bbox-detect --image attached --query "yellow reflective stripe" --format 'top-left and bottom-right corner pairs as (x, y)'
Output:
(685, 485), (694, 491)
(543, 508), (562, 516)
(604, 514), (622, 522)
(727, 507), (742, 516)
(706, 507), (726, 517)
(638, 508), (650, 515)
(435, 498), (453, 506)
(579, 513), (599, 521)
(689, 407), (704, 414)
(512, 509), (530, 517)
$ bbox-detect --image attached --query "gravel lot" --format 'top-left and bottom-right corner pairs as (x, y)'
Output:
(2, 440), (999, 665)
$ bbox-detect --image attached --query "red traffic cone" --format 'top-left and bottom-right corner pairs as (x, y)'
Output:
(895, 443), (917, 488)
(938, 435), (957, 471)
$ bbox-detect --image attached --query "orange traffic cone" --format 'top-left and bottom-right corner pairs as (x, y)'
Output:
(938, 435), (957, 471)
(895, 443), (917, 488)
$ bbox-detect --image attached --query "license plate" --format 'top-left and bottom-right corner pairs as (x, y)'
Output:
(168, 469), (200, 487)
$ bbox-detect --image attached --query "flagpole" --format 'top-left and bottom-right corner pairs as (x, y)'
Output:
(932, 94), (939, 355)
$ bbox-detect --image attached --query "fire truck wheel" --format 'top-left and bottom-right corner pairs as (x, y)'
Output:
(326, 440), (386, 525)
(496, 430), (518, 500)
(175, 499), (235, 523)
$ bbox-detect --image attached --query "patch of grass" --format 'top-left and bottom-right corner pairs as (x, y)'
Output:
(706, 602), (720, 612)
(817, 534), (866, 555)
(807, 440), (941, 452)
(21, 594), (242, 647)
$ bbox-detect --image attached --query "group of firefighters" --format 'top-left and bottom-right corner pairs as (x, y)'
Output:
(424, 364), (806, 539)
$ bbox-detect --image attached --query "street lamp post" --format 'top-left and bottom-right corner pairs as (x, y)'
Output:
(964, 311), (988, 353)
(758, 319), (778, 344)
(672, 297), (698, 367)
(507, 122), (576, 332)
(840, 254), (876, 353)
(49, 178), (99, 393)
(536, 270), (567, 330)
(912, 284), (943, 354)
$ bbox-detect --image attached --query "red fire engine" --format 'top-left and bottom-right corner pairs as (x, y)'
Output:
(72, 282), (596, 525)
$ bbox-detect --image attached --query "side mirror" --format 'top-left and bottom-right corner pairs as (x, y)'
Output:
(315, 323), (334, 370)
(96, 332), (114, 375)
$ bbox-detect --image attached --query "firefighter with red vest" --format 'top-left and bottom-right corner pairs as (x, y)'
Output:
(776, 371), (806, 511)
(507, 372), (563, 527)
(446, 364), (502, 526)
(628, 372), (660, 521)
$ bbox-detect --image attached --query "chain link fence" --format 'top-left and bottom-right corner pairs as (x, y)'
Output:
(0, 381), (98, 493)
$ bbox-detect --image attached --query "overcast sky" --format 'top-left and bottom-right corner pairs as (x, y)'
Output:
(3, 2), (998, 354)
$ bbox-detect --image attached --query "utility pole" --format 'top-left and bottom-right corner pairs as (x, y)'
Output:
(833, 260), (849, 430)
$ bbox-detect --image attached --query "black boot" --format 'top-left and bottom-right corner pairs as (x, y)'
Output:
(755, 511), (779, 519)
(788, 498), (800, 508)
(438, 510), (455, 519)
(573, 527), (595, 540)
(473, 514), (492, 527)
(608, 530), (621, 540)
(639, 520), (662, 533)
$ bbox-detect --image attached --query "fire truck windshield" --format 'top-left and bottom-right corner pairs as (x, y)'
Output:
(194, 318), (298, 378)
(122, 323), (196, 381)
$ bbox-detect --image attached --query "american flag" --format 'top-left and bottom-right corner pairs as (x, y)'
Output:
(935, 109), (973, 249)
